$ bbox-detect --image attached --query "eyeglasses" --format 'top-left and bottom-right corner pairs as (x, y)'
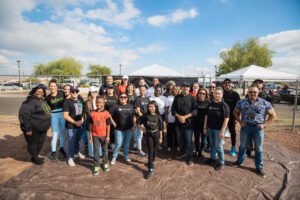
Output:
(249, 91), (258, 94)
(71, 91), (79, 94)
(120, 96), (127, 99)
(198, 92), (206, 95)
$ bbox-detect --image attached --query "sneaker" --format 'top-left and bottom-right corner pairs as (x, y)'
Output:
(214, 163), (224, 171)
(232, 161), (242, 168)
(31, 157), (44, 165)
(176, 147), (180, 152)
(256, 169), (266, 178)
(93, 165), (100, 176)
(67, 158), (76, 167)
(110, 158), (116, 165)
(176, 153), (187, 159)
(103, 163), (110, 172)
(187, 160), (194, 167)
(137, 151), (147, 157)
(230, 147), (236, 157)
(59, 148), (67, 158)
(125, 157), (131, 162)
(50, 152), (58, 161)
(167, 147), (171, 152)
(74, 152), (85, 159)
(146, 168), (154, 179)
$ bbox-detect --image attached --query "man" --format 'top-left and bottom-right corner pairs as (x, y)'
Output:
(171, 82), (197, 166)
(208, 82), (216, 101)
(232, 85), (276, 177)
(222, 78), (240, 156)
(135, 78), (147, 96)
(99, 75), (118, 96)
(146, 77), (160, 97)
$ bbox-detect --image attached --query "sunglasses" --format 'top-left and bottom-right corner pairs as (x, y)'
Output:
(71, 91), (79, 94)
(198, 92), (206, 95)
(120, 96), (127, 99)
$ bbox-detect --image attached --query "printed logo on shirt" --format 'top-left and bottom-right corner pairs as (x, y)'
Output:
(42, 101), (51, 115)
(50, 98), (64, 105)
(74, 101), (83, 115)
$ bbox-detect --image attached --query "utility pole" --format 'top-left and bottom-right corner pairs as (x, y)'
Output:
(119, 64), (122, 75)
(16, 60), (21, 86)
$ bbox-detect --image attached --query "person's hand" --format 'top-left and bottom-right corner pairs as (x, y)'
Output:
(74, 121), (83, 127)
(257, 124), (265, 129)
(203, 128), (207, 135)
(219, 130), (224, 139)
(26, 131), (32, 136)
(178, 115), (186, 123)
(159, 138), (163, 144)
(89, 135), (93, 144)
(105, 137), (110, 143)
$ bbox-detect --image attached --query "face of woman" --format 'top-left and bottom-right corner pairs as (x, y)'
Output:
(213, 90), (223, 102)
(128, 86), (134, 93)
(64, 86), (70, 96)
(91, 91), (98, 98)
(193, 84), (199, 92)
(119, 95), (128, 105)
(34, 88), (44, 99)
(148, 104), (156, 114)
(172, 87), (180, 95)
(49, 83), (57, 93)
(197, 90), (206, 100)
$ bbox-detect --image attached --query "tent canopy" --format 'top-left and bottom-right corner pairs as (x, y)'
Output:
(129, 64), (182, 77)
(218, 65), (297, 82)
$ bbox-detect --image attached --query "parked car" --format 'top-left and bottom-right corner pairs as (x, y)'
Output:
(0, 83), (20, 91)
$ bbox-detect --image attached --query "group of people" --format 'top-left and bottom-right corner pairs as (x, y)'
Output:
(18, 75), (276, 179)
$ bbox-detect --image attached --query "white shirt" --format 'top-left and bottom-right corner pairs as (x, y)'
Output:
(149, 95), (167, 115)
(165, 95), (175, 123)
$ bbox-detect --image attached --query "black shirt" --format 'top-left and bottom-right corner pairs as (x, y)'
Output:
(206, 101), (230, 130)
(127, 94), (136, 106)
(134, 96), (150, 115)
(194, 99), (210, 129)
(63, 98), (84, 129)
(110, 103), (135, 131)
(171, 94), (197, 128)
(46, 90), (65, 112)
(99, 84), (119, 96)
(138, 114), (163, 133)
(102, 95), (117, 114)
(223, 89), (240, 113)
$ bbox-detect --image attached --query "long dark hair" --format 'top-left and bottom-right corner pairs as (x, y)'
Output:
(29, 84), (47, 99)
(147, 100), (159, 115)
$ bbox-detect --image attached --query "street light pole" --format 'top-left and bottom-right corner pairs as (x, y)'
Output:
(16, 60), (21, 86)
(119, 64), (122, 75)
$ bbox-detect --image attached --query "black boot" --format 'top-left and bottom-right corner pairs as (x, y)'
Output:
(31, 156), (44, 165)
(146, 168), (154, 179)
(59, 148), (67, 158)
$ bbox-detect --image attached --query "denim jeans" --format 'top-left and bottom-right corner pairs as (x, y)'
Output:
(175, 125), (193, 161)
(208, 128), (225, 165)
(93, 136), (108, 165)
(50, 112), (66, 152)
(112, 129), (133, 159)
(81, 129), (102, 157)
(67, 128), (82, 159)
(133, 127), (143, 151)
(237, 126), (264, 170)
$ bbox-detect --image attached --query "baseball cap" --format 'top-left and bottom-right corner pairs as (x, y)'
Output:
(89, 86), (98, 93)
(223, 78), (232, 83)
(253, 79), (264, 84)
(122, 75), (129, 80)
(106, 84), (114, 89)
(181, 82), (190, 87)
(70, 86), (80, 93)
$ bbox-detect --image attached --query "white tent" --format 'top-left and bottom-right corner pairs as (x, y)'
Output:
(218, 65), (297, 81)
(129, 64), (182, 77)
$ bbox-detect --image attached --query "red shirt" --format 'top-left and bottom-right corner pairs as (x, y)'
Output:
(90, 110), (111, 137)
(118, 85), (127, 94)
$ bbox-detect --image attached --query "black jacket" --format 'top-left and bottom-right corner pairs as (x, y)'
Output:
(19, 95), (51, 133)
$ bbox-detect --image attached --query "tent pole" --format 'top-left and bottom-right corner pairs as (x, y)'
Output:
(292, 77), (299, 133)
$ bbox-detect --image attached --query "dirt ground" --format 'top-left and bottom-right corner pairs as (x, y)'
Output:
(0, 103), (299, 199)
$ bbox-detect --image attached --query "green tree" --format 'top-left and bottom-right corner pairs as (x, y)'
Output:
(33, 57), (83, 75)
(218, 38), (273, 75)
(86, 64), (111, 77)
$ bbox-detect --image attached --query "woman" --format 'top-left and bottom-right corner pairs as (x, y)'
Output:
(46, 79), (66, 161)
(203, 87), (229, 171)
(110, 93), (136, 164)
(63, 84), (71, 99)
(194, 88), (210, 157)
(118, 75), (129, 94)
(126, 83), (136, 106)
(19, 85), (51, 165)
(189, 82), (200, 97)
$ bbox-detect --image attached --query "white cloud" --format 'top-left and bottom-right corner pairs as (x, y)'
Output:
(183, 65), (215, 77)
(205, 57), (222, 66)
(148, 8), (198, 27)
(0, 0), (140, 74)
(137, 44), (166, 54)
(86, 0), (141, 29)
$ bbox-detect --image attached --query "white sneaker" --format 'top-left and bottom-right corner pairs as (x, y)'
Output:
(68, 158), (75, 167)
(125, 157), (131, 162)
(74, 152), (86, 159)
(110, 158), (116, 165)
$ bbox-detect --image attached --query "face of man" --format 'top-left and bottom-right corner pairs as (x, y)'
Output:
(106, 76), (113, 84)
(139, 79), (145, 86)
(154, 87), (162, 97)
(223, 81), (232, 91)
(139, 86), (146, 96)
(181, 86), (190, 95)
(153, 78), (159, 86)
(248, 87), (259, 101)
(208, 84), (216, 93)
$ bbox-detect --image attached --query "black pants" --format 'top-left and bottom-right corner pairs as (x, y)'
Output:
(193, 127), (207, 153)
(109, 127), (115, 144)
(146, 131), (160, 169)
(93, 136), (108, 166)
(167, 123), (178, 148)
(23, 131), (47, 159)
(228, 115), (236, 147)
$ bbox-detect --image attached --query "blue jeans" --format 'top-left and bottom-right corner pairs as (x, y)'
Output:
(175, 125), (194, 160)
(237, 126), (264, 170)
(50, 112), (66, 152)
(208, 128), (225, 165)
(67, 128), (82, 159)
(112, 129), (133, 159)
(133, 127), (143, 151)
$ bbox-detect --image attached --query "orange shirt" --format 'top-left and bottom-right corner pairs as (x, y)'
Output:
(90, 110), (110, 137)
(118, 85), (127, 94)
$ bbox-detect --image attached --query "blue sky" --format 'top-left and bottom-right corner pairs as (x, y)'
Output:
(0, 0), (299, 76)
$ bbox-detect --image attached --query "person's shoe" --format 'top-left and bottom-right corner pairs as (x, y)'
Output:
(158, 145), (162, 150)
(103, 163), (110, 172)
(31, 157), (44, 165)
(59, 148), (67, 158)
(176, 147), (180, 152)
(230, 147), (236, 157)
(187, 160), (194, 167)
(214, 163), (224, 171)
(146, 168), (154, 179)
(232, 161), (242, 168)
(167, 147), (171, 152)
(50, 152), (58, 161)
(256, 169), (266, 178)
(137, 151), (147, 157)
(74, 152), (86, 159)
(67, 158), (76, 167)
(205, 158), (215, 165)
(125, 157), (132, 162)
(176, 153), (187, 159)
(198, 151), (204, 158)
(110, 158), (116, 165)
(93, 165), (100, 176)
(246, 149), (252, 158)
